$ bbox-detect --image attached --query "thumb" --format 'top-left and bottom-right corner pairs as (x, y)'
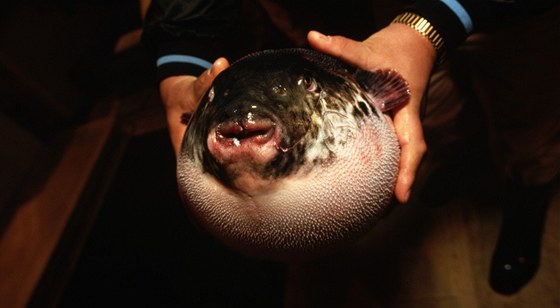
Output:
(307, 30), (371, 69)
(193, 57), (230, 101)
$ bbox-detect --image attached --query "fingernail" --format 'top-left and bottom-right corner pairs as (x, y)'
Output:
(316, 32), (326, 39)
(313, 31), (330, 41)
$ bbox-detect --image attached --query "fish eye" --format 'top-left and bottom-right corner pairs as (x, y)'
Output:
(298, 76), (318, 92)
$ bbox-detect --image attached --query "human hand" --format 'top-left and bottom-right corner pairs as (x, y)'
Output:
(308, 23), (436, 203)
(159, 58), (230, 156)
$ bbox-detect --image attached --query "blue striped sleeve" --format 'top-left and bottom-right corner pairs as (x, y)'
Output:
(156, 54), (213, 70)
(439, 0), (474, 34)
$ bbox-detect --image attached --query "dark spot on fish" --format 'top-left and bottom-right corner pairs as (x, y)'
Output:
(272, 85), (287, 96)
(264, 141), (309, 178)
(359, 100), (378, 118)
(352, 104), (363, 119)
(358, 100), (370, 117)
(273, 151), (296, 177)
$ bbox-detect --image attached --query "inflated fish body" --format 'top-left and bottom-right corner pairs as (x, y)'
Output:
(178, 49), (409, 261)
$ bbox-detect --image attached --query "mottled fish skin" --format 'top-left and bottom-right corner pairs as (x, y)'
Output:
(178, 48), (409, 261)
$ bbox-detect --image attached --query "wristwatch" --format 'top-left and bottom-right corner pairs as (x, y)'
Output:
(392, 12), (446, 63)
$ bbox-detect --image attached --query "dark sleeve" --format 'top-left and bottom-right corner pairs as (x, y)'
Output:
(409, 0), (559, 52)
(142, 0), (242, 80)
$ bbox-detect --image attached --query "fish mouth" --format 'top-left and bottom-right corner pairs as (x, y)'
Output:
(216, 118), (276, 146)
(207, 117), (283, 167)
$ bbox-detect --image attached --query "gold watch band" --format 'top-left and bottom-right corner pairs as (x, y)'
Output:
(392, 12), (446, 63)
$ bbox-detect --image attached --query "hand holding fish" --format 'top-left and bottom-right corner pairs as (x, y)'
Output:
(159, 58), (230, 156)
(308, 23), (436, 204)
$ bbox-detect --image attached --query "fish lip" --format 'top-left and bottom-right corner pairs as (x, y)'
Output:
(207, 115), (284, 168)
(215, 118), (276, 146)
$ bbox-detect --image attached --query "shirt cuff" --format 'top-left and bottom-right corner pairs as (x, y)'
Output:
(155, 40), (218, 81)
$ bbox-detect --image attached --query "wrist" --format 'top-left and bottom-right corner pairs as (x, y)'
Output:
(392, 12), (445, 64)
(380, 22), (437, 68)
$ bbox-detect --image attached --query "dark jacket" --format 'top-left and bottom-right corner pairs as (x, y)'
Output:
(142, 0), (558, 80)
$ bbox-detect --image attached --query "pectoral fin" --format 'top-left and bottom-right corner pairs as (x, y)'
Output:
(355, 69), (410, 112)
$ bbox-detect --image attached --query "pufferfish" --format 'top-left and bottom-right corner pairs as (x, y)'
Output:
(177, 48), (410, 261)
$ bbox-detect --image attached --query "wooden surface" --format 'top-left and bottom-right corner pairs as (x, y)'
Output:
(0, 111), (116, 308)
(284, 184), (560, 307)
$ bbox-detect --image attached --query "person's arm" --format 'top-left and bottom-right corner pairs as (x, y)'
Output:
(309, 0), (558, 204)
(142, 0), (240, 155)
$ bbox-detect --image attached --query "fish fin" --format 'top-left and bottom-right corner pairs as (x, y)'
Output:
(355, 69), (410, 112)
